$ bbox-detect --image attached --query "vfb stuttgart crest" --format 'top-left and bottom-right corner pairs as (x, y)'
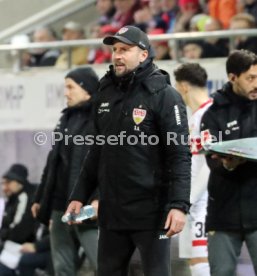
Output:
(133, 108), (146, 125)
(118, 27), (128, 34)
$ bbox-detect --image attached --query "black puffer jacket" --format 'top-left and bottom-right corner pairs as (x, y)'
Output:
(201, 82), (257, 231)
(70, 61), (191, 230)
(0, 188), (36, 245)
(34, 101), (97, 226)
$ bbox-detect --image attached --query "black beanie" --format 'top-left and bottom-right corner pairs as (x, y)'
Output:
(65, 67), (99, 95)
(2, 164), (28, 186)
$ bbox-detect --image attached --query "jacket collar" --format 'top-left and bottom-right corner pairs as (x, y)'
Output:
(62, 99), (93, 115)
(102, 57), (155, 90)
(214, 82), (252, 106)
(8, 188), (25, 202)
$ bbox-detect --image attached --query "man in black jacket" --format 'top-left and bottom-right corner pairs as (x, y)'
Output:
(0, 164), (35, 245)
(0, 164), (36, 275)
(66, 26), (191, 276)
(31, 67), (99, 276)
(201, 49), (257, 276)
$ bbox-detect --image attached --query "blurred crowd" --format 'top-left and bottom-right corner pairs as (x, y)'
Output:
(10, 0), (257, 68)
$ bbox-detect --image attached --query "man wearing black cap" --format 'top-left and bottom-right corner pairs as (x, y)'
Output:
(31, 67), (99, 276)
(66, 26), (191, 276)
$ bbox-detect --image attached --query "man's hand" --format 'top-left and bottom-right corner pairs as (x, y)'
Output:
(64, 201), (83, 225)
(90, 200), (99, 220)
(221, 156), (246, 170)
(165, 209), (186, 237)
(20, 242), (36, 253)
(31, 203), (40, 218)
(212, 154), (246, 170)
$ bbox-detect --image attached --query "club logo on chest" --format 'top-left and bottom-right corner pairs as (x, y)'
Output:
(133, 108), (146, 131)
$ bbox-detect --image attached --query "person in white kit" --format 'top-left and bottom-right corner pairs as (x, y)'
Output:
(174, 63), (212, 276)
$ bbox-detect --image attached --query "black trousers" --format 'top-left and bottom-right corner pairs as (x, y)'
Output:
(98, 227), (171, 276)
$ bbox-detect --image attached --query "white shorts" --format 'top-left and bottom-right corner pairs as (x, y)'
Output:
(179, 192), (208, 258)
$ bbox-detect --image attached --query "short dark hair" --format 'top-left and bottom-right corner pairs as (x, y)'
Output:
(174, 63), (208, 87)
(226, 50), (257, 76)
